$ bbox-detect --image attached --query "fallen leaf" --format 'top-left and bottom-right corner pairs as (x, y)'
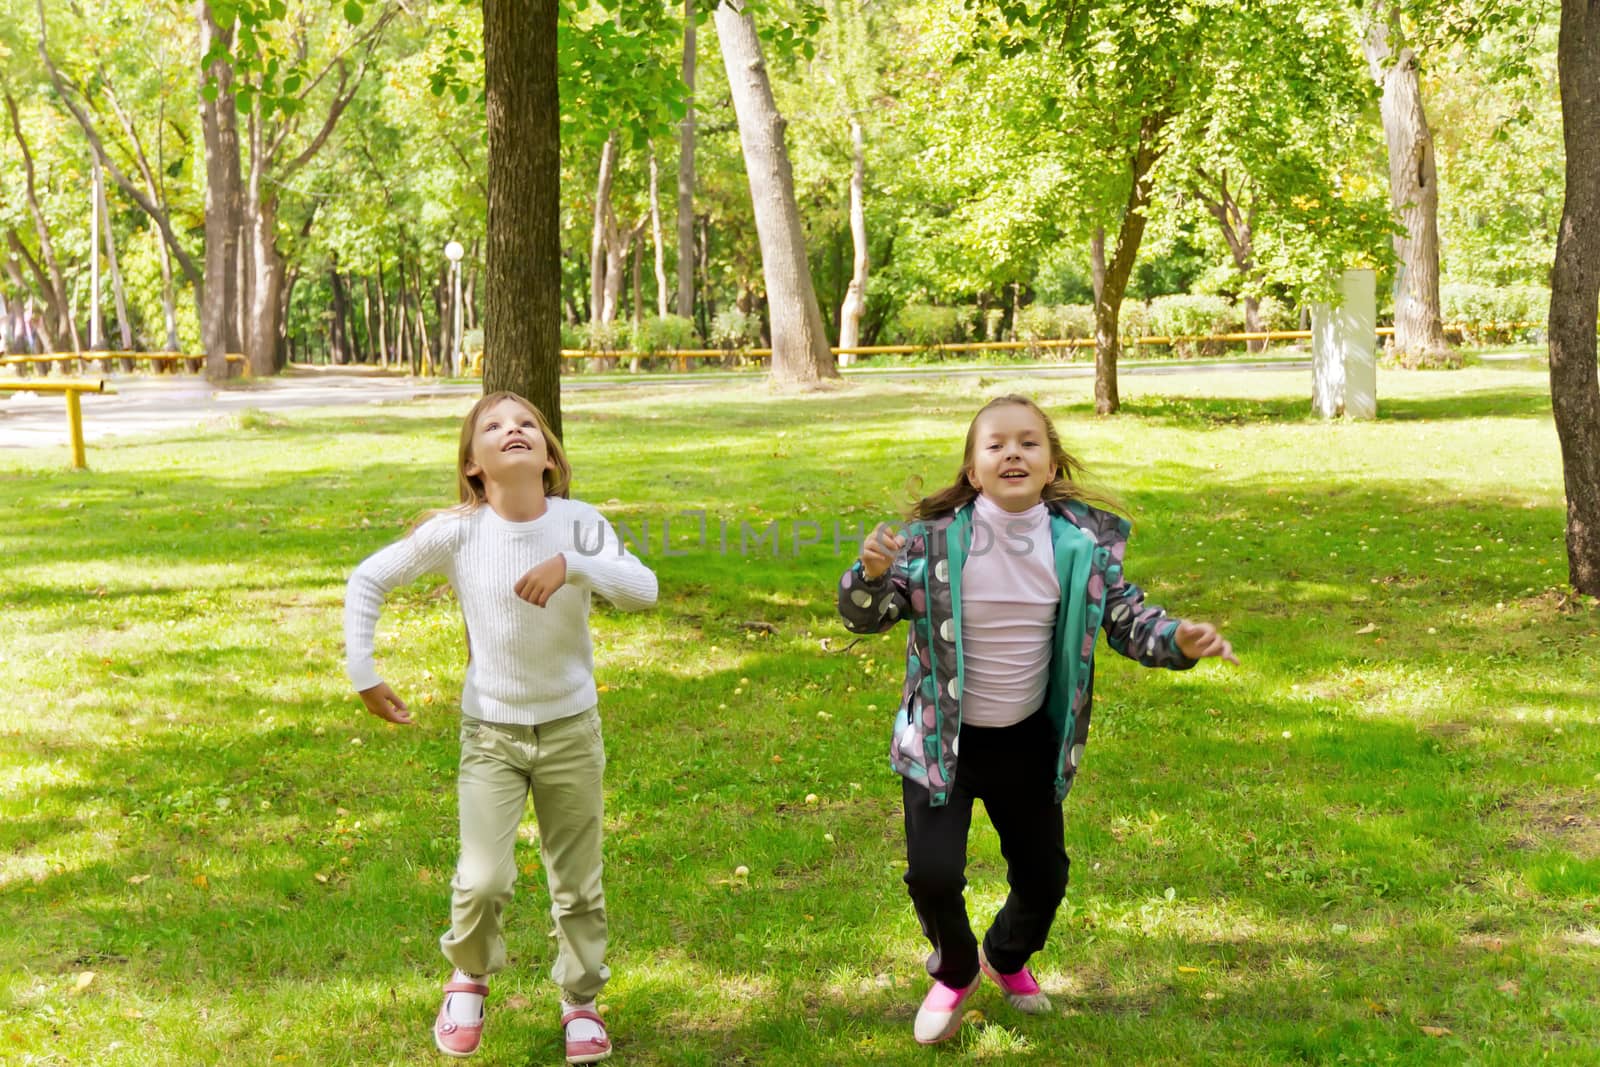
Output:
(1368, 1000), (1389, 1015)
(1355, 623), (1378, 635)
(70, 972), (96, 994)
(314, 873), (329, 884)
(1419, 1025), (1452, 1038)
(1497, 979), (1519, 995)
(192, 874), (208, 889)
(1177, 966), (1200, 974)
(126, 874), (151, 885)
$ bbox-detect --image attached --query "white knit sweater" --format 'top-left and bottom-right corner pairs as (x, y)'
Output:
(344, 497), (658, 725)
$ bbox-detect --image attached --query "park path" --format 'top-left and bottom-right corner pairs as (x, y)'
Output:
(0, 360), (1310, 450)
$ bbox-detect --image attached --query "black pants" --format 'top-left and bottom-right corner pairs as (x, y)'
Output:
(901, 709), (1070, 988)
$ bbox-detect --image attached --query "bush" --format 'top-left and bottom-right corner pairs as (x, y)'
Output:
(1144, 294), (1242, 357)
(711, 308), (761, 350)
(631, 315), (698, 355)
(559, 322), (586, 350)
(888, 304), (963, 350)
(1013, 304), (1095, 359)
(1253, 295), (1300, 332)
(1440, 283), (1549, 344)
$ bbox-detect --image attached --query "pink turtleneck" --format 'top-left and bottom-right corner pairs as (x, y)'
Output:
(958, 492), (1060, 728)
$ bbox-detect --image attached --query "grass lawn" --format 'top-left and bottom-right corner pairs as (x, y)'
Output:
(2, 361), (1597, 1065)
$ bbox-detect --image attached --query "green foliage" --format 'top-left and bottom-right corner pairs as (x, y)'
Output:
(1144, 294), (1242, 357)
(884, 303), (963, 349)
(1440, 283), (1549, 343)
(630, 314), (698, 354)
(710, 307), (760, 350)
(1014, 303), (1095, 346)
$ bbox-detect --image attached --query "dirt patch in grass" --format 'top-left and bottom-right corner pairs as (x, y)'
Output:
(1509, 791), (1600, 858)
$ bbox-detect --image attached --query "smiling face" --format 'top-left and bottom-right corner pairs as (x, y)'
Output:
(964, 402), (1057, 512)
(462, 396), (556, 492)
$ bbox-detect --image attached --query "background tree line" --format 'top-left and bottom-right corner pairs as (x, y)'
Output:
(0, 0), (1568, 378)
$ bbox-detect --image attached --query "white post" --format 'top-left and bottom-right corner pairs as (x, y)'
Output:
(444, 240), (464, 376)
(90, 153), (102, 350)
(1311, 268), (1377, 419)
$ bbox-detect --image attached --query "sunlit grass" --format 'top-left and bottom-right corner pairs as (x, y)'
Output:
(2, 363), (1597, 1064)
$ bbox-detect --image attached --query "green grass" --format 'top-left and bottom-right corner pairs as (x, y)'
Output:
(2, 362), (1597, 1065)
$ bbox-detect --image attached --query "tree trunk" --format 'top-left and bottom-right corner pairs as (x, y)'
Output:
(483, 0), (563, 433)
(1549, 0), (1600, 594)
(713, 1), (836, 384)
(243, 104), (287, 377)
(1364, 5), (1450, 364)
(590, 131), (619, 328)
(650, 147), (669, 317)
(1092, 114), (1165, 415)
(373, 268), (390, 367)
(1196, 170), (1264, 353)
(4, 91), (80, 352)
(329, 264), (350, 365)
(837, 119), (868, 367)
(676, 0), (697, 323)
(198, 2), (242, 381)
(93, 157), (134, 354)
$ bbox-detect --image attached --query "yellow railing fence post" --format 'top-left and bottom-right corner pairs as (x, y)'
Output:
(65, 388), (86, 470)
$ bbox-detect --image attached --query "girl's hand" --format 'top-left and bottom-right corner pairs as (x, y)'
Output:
(358, 682), (413, 725)
(859, 522), (906, 581)
(515, 554), (569, 607)
(1175, 620), (1240, 665)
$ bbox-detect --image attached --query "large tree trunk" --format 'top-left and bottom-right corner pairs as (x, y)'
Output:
(1364, 5), (1451, 365)
(1550, 0), (1600, 595)
(482, 0), (563, 434)
(837, 119), (868, 366)
(198, 2), (242, 381)
(676, 0), (697, 323)
(1091, 114), (1165, 415)
(713, 1), (836, 384)
(243, 105), (286, 376)
(590, 132), (619, 328)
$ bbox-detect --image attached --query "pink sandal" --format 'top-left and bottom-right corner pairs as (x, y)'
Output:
(560, 1005), (612, 1064)
(433, 979), (489, 1058)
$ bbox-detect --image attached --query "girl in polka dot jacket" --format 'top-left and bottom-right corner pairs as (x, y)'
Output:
(836, 395), (1238, 1046)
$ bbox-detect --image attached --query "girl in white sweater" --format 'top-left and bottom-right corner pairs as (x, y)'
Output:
(345, 392), (656, 1063)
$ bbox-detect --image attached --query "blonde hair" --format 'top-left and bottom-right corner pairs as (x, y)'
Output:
(909, 395), (1120, 520)
(456, 391), (572, 504)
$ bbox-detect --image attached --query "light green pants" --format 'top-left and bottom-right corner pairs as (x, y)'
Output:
(440, 708), (610, 1003)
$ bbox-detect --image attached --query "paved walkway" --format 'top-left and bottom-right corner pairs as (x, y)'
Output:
(0, 360), (1312, 450)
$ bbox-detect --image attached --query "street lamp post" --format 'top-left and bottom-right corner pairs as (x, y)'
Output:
(444, 240), (465, 377)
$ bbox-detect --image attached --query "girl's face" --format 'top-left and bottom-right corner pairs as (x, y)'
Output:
(965, 403), (1056, 512)
(463, 397), (555, 491)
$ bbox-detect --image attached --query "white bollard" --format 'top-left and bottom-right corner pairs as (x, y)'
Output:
(1311, 268), (1377, 420)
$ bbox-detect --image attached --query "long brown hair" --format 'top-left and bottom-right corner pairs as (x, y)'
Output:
(908, 395), (1120, 520)
(456, 391), (572, 504)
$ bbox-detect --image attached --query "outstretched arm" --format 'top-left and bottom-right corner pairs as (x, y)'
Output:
(344, 517), (455, 714)
(560, 512), (658, 611)
(1174, 619), (1239, 664)
(838, 522), (912, 634)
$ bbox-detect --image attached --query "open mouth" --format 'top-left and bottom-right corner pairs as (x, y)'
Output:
(1000, 470), (1029, 480)
(501, 440), (532, 453)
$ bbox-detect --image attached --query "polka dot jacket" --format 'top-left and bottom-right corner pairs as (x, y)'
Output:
(837, 499), (1197, 807)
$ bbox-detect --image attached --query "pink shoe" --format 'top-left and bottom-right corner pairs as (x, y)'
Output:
(560, 1005), (612, 1064)
(912, 976), (979, 1044)
(978, 945), (1053, 1014)
(433, 979), (489, 1058)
